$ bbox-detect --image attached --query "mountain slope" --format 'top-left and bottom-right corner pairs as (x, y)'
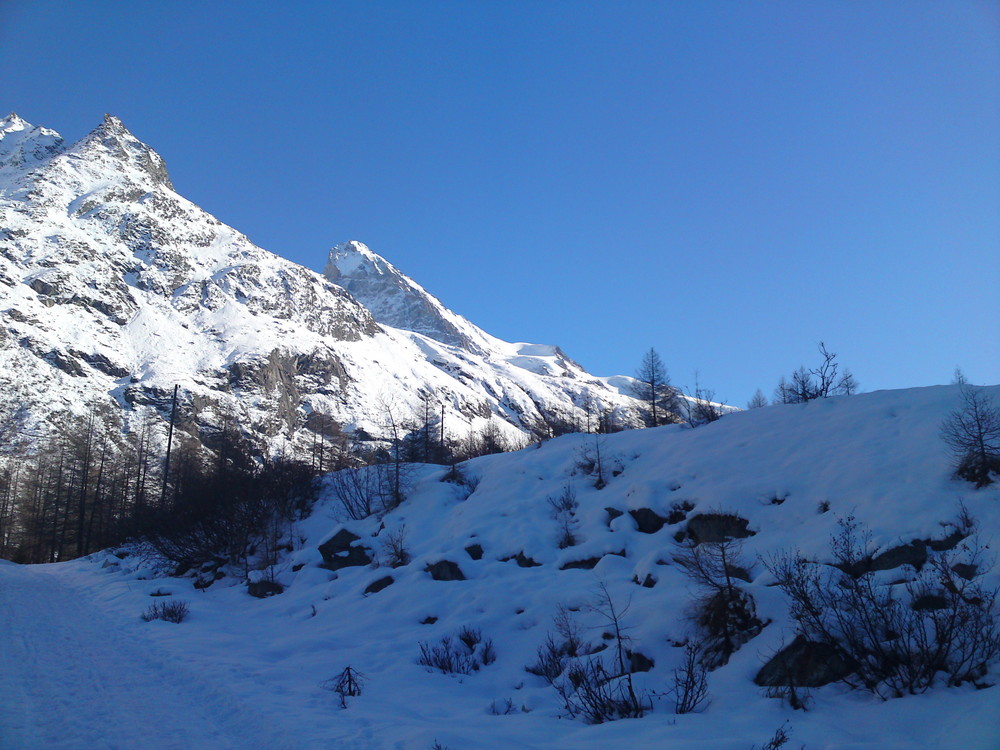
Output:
(0, 114), (644, 455)
(5, 385), (998, 749)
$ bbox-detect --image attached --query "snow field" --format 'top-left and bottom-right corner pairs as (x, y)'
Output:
(4, 385), (997, 748)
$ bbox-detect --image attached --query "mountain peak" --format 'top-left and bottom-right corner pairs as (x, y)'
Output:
(71, 114), (173, 190)
(0, 114), (65, 175)
(325, 241), (485, 352)
(326, 240), (382, 276)
(1, 112), (29, 132)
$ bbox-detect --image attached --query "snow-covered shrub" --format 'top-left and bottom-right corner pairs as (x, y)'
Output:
(762, 681), (810, 712)
(488, 698), (518, 715)
(441, 462), (480, 499)
(321, 666), (365, 708)
(769, 516), (1000, 699)
(527, 633), (570, 684)
(418, 627), (496, 675)
(141, 599), (189, 623)
(547, 483), (579, 516)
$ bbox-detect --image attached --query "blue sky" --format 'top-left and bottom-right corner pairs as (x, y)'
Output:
(2, 1), (997, 404)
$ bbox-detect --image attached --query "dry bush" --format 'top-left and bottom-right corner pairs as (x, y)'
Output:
(768, 516), (1000, 699)
(381, 525), (411, 568)
(548, 484), (579, 548)
(418, 627), (496, 675)
(547, 587), (650, 723)
(557, 657), (649, 724)
(321, 666), (365, 708)
(672, 641), (710, 714)
(141, 599), (189, 623)
(752, 722), (796, 750)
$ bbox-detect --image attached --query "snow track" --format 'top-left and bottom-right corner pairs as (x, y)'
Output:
(0, 563), (299, 750)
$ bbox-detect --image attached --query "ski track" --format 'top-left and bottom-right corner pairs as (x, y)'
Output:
(0, 564), (301, 750)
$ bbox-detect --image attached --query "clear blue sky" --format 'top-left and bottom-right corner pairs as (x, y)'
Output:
(2, 1), (998, 404)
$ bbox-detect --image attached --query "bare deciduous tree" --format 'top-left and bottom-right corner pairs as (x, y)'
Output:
(686, 373), (728, 427)
(747, 389), (768, 409)
(774, 342), (857, 404)
(941, 386), (1000, 487)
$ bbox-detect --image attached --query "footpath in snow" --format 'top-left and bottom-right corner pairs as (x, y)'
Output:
(0, 561), (301, 750)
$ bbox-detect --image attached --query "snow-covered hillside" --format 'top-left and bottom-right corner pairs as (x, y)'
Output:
(3, 386), (997, 749)
(0, 113), (644, 455)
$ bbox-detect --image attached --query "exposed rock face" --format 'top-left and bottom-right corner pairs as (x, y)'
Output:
(683, 513), (755, 545)
(425, 560), (465, 581)
(247, 580), (284, 598)
(0, 114), (647, 459)
(837, 539), (929, 578)
(364, 576), (394, 595)
(318, 529), (373, 572)
(628, 651), (655, 673)
(629, 508), (668, 534)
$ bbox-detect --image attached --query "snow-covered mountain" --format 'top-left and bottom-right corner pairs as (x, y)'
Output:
(3, 385), (997, 748)
(0, 113), (644, 454)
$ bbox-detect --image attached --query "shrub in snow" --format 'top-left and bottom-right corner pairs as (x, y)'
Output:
(381, 524), (411, 568)
(441, 462), (480, 496)
(575, 436), (609, 489)
(527, 633), (571, 685)
(768, 515), (1000, 699)
(544, 587), (650, 723)
(548, 484), (580, 548)
(555, 657), (650, 724)
(321, 666), (365, 708)
(141, 599), (189, 623)
(488, 698), (519, 715)
(752, 722), (795, 750)
(547, 483), (579, 516)
(671, 642), (710, 714)
(940, 385), (1000, 488)
(417, 627), (496, 675)
(674, 535), (762, 668)
(526, 606), (586, 685)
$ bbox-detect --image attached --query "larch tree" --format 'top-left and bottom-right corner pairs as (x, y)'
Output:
(632, 348), (678, 427)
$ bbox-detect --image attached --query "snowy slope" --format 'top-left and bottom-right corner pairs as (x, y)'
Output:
(4, 386), (997, 749)
(0, 114), (643, 455)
